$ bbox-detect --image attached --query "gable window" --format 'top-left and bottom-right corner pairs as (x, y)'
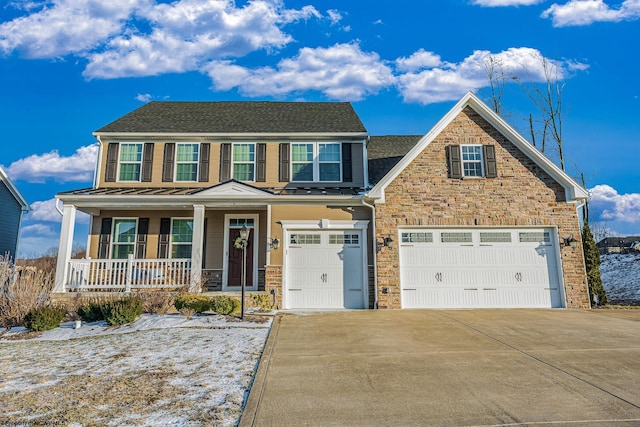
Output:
(119, 144), (143, 181)
(233, 143), (255, 181)
(461, 145), (483, 177)
(291, 142), (341, 182)
(446, 144), (497, 179)
(171, 219), (193, 258)
(111, 219), (137, 259)
(175, 143), (199, 181)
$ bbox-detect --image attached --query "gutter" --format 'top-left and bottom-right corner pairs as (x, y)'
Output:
(93, 137), (103, 189)
(362, 198), (378, 309)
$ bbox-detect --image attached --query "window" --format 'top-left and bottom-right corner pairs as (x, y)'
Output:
(232, 143), (255, 181)
(175, 144), (199, 181)
(289, 234), (321, 245)
(112, 219), (137, 259)
(119, 144), (143, 181)
(329, 233), (359, 245)
(461, 145), (483, 177)
(480, 232), (512, 243)
(401, 232), (433, 243)
(441, 232), (472, 243)
(171, 219), (193, 258)
(519, 232), (551, 244)
(291, 142), (341, 182)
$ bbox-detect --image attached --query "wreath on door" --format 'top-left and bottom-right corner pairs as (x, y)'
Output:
(233, 236), (246, 250)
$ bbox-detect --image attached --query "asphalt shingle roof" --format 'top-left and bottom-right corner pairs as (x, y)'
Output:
(95, 101), (367, 134)
(367, 135), (422, 185)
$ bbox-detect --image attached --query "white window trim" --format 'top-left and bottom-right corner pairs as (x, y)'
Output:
(461, 144), (484, 178)
(174, 142), (200, 182)
(232, 142), (256, 182)
(290, 142), (342, 183)
(117, 143), (143, 182)
(170, 217), (194, 259)
(110, 217), (138, 259)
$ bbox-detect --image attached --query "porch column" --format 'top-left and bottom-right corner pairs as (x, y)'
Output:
(190, 204), (205, 292)
(54, 203), (77, 293)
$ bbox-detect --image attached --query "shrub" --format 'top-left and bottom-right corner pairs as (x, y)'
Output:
(0, 255), (54, 329)
(249, 293), (274, 312)
(174, 294), (210, 314)
(178, 307), (195, 319)
(137, 291), (176, 315)
(77, 300), (105, 323)
(582, 222), (608, 306)
(101, 297), (143, 326)
(23, 305), (66, 332)
(209, 295), (240, 315)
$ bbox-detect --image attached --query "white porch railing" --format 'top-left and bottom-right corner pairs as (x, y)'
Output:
(66, 255), (192, 292)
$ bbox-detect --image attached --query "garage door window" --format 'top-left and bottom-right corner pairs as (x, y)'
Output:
(290, 234), (321, 245)
(480, 232), (512, 243)
(329, 233), (359, 245)
(519, 232), (551, 244)
(401, 232), (433, 243)
(441, 232), (472, 243)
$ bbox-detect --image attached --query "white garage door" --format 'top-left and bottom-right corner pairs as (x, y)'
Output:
(285, 231), (365, 309)
(400, 228), (563, 308)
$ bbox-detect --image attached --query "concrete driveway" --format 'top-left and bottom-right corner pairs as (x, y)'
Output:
(240, 309), (640, 426)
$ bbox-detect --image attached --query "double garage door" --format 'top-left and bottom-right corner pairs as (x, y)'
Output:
(285, 230), (365, 309)
(400, 228), (563, 309)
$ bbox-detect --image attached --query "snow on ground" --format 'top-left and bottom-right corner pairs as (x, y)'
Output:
(600, 253), (640, 305)
(0, 313), (272, 426)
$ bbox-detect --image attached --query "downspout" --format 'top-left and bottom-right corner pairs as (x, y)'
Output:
(94, 137), (103, 189)
(362, 198), (378, 309)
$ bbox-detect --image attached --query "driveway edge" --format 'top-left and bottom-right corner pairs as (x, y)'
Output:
(239, 313), (282, 427)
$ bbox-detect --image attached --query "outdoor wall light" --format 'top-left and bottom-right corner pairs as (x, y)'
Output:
(563, 234), (578, 248)
(383, 237), (394, 249)
(268, 237), (280, 250)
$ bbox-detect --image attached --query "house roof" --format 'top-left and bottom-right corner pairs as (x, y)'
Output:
(0, 166), (29, 210)
(597, 236), (640, 247)
(94, 101), (367, 135)
(367, 135), (422, 185)
(368, 92), (589, 203)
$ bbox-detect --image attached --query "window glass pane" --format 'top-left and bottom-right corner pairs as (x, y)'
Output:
(519, 232), (551, 243)
(292, 163), (313, 181)
(319, 163), (340, 181)
(113, 219), (137, 243)
(230, 219), (255, 227)
(461, 145), (482, 160)
(112, 244), (134, 259)
(233, 144), (255, 162)
(319, 144), (340, 161)
(292, 144), (313, 162)
(233, 163), (254, 181)
(176, 144), (199, 162)
(463, 163), (483, 177)
(290, 234), (321, 244)
(176, 164), (198, 181)
(441, 232), (472, 243)
(119, 164), (141, 181)
(120, 144), (142, 162)
(172, 244), (192, 258)
(401, 232), (433, 243)
(480, 232), (512, 243)
(171, 219), (193, 243)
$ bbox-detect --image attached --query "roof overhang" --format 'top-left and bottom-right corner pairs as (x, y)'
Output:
(368, 92), (589, 204)
(0, 166), (29, 211)
(93, 132), (369, 140)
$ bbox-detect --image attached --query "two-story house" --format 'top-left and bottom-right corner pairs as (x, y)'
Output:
(54, 93), (591, 309)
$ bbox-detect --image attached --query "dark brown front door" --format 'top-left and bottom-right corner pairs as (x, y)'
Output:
(228, 228), (254, 287)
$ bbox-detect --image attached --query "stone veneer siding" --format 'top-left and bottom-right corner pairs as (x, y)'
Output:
(265, 265), (283, 309)
(375, 107), (589, 309)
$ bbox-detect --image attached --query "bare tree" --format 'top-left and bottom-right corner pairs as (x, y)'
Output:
(482, 56), (508, 115)
(523, 54), (566, 170)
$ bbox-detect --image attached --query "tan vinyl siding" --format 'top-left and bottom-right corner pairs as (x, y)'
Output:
(97, 140), (366, 189)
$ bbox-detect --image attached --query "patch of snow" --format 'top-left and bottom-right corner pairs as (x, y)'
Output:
(600, 253), (640, 305)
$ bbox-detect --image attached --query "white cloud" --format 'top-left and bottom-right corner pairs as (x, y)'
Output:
(395, 47), (587, 104)
(7, 144), (98, 183)
(206, 43), (395, 101)
(327, 9), (343, 25)
(25, 198), (91, 224)
(542, 0), (640, 27)
(136, 93), (152, 102)
(21, 223), (57, 236)
(0, 0), (144, 58)
(589, 184), (640, 223)
(372, 19), (383, 25)
(472, 0), (545, 6)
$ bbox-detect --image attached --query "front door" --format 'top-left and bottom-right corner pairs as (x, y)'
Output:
(227, 227), (254, 288)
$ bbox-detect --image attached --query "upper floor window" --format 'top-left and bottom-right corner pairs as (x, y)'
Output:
(119, 144), (143, 181)
(171, 218), (193, 258)
(175, 143), (199, 181)
(461, 145), (483, 177)
(233, 143), (255, 181)
(446, 144), (497, 179)
(291, 142), (341, 182)
(111, 218), (137, 259)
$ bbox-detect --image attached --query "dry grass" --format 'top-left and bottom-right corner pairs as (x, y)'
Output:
(0, 326), (268, 426)
(0, 256), (54, 329)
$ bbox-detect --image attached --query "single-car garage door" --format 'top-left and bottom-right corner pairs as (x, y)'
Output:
(400, 228), (563, 308)
(285, 230), (365, 309)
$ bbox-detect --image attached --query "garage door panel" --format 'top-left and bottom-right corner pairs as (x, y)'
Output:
(400, 228), (563, 309)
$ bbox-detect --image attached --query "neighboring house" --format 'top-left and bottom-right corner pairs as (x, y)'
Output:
(0, 166), (29, 260)
(54, 93), (591, 309)
(597, 237), (640, 255)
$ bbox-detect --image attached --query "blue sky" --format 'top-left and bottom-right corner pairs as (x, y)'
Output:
(1, 0), (639, 257)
